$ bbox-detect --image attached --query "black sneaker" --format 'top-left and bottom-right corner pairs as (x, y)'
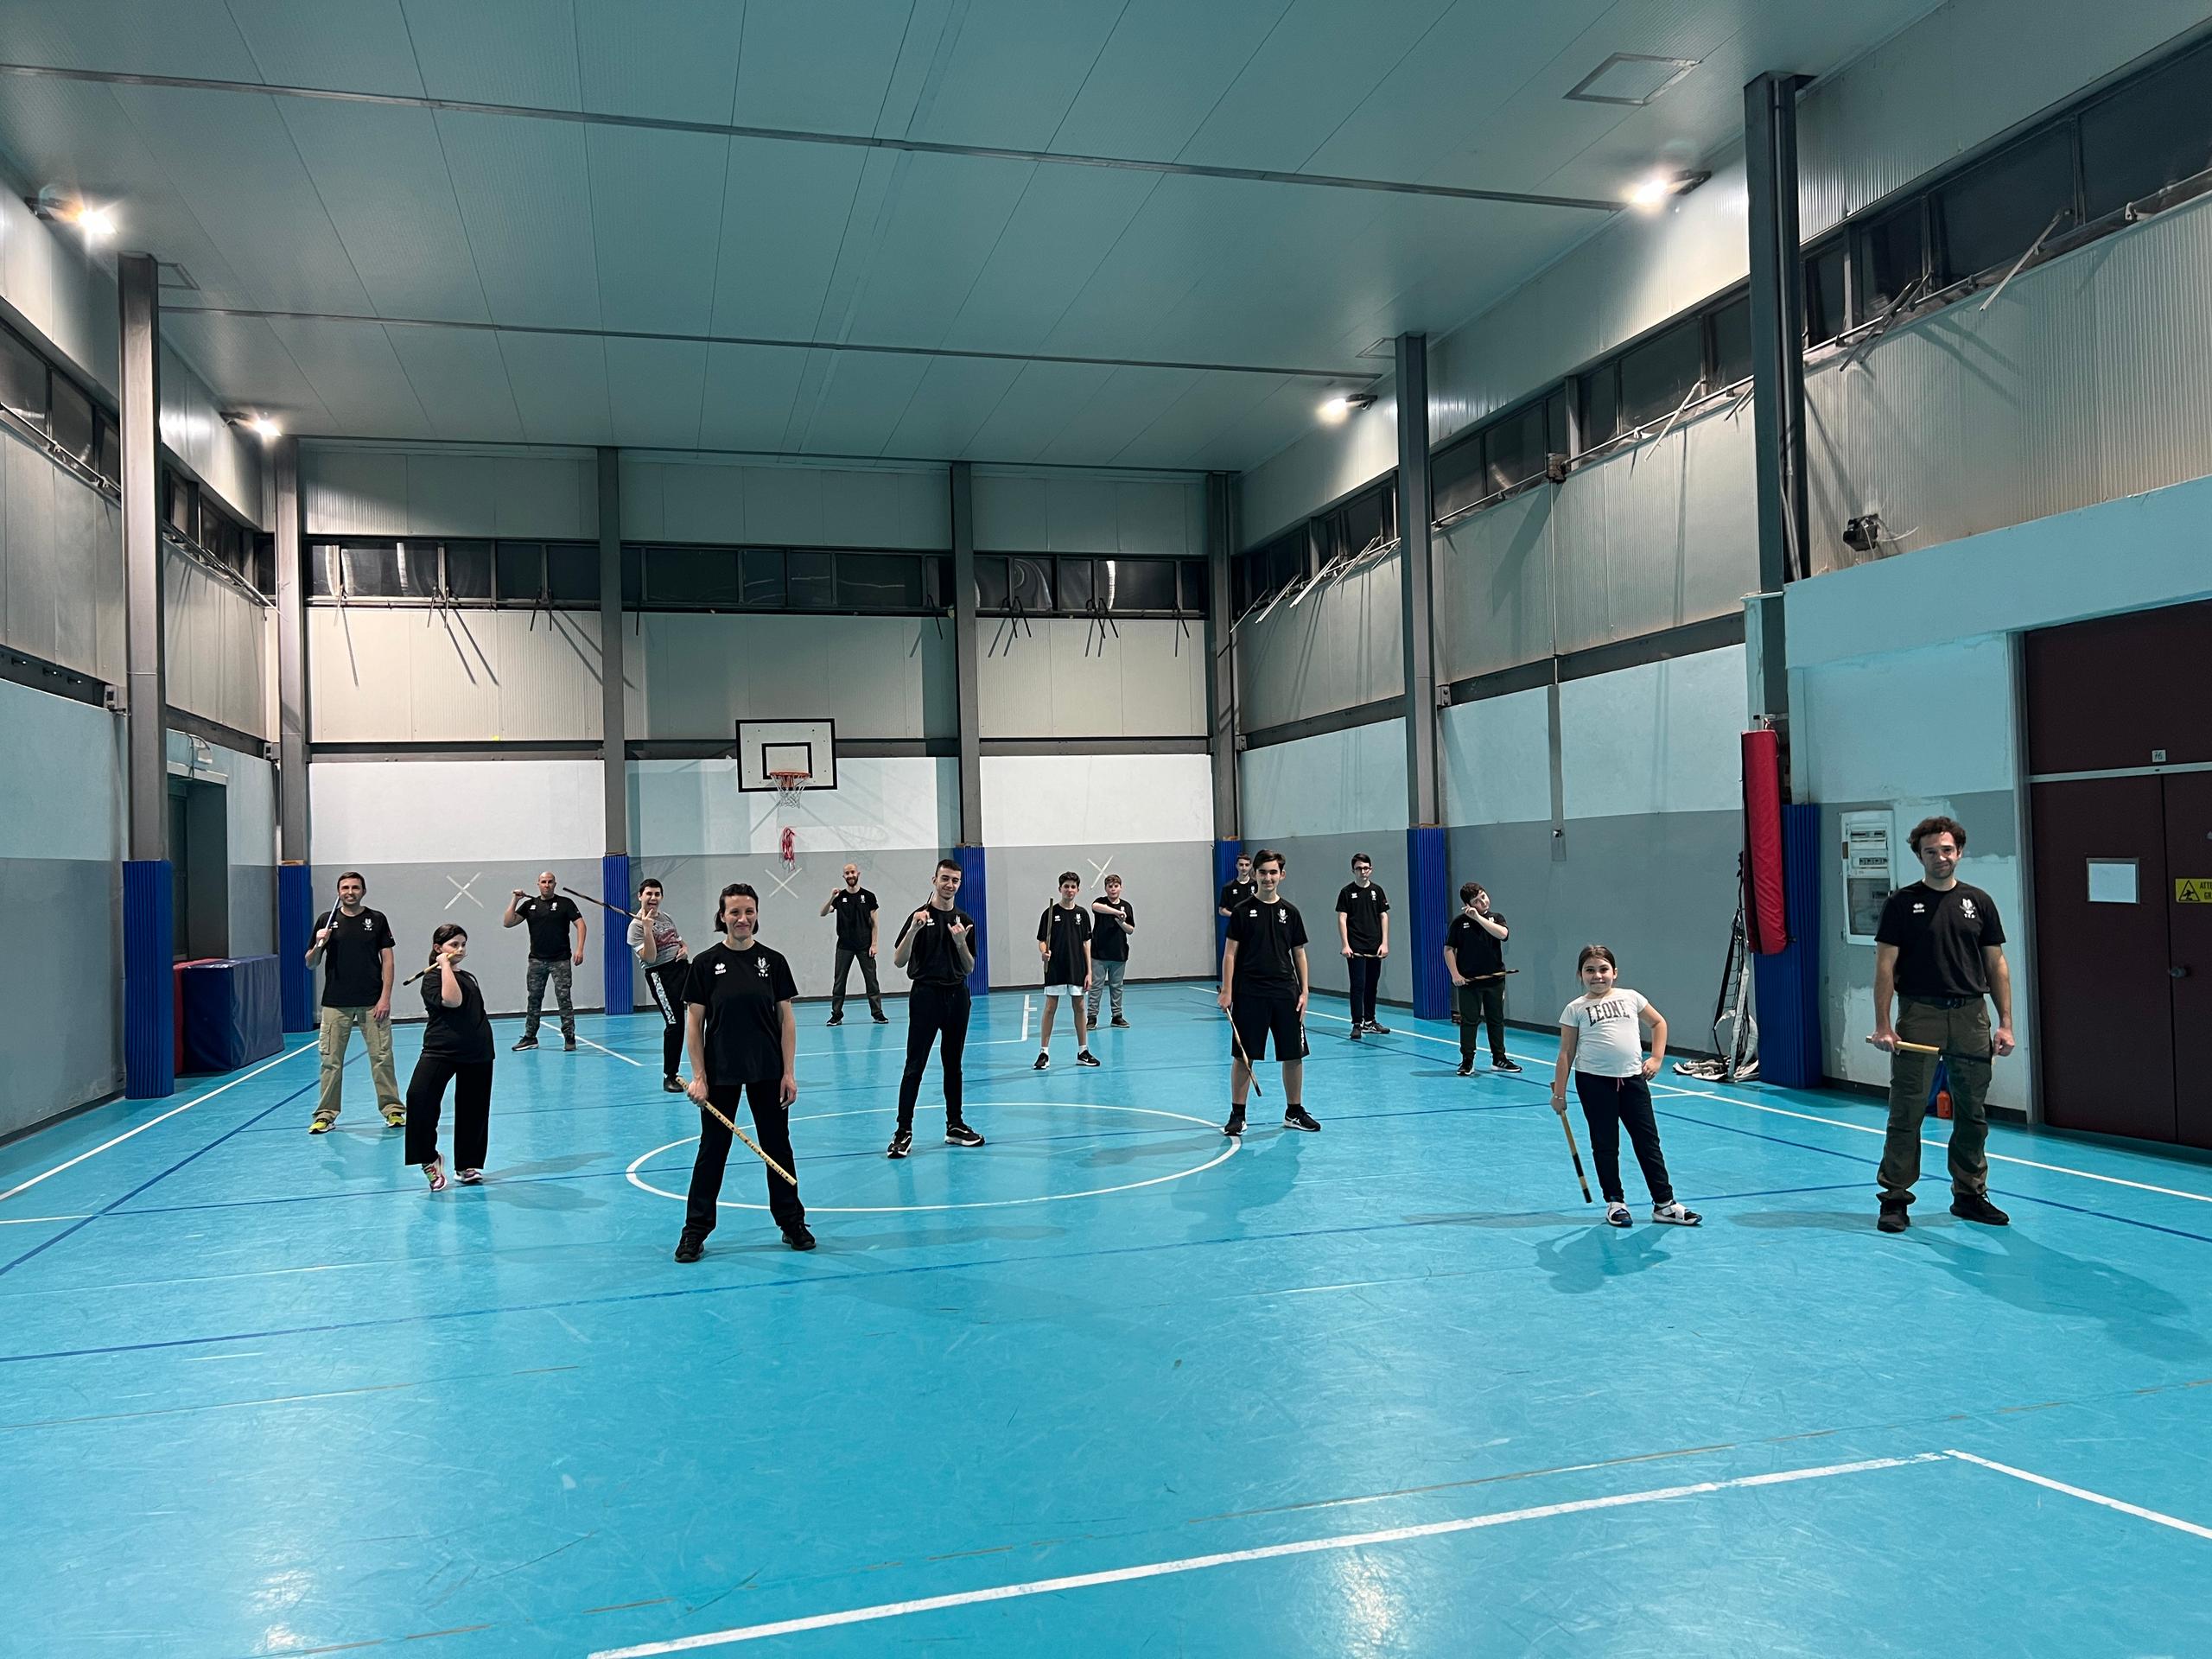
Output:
(1950, 1192), (2010, 1226)
(1457, 1059), (1473, 1077)
(1076, 1050), (1101, 1067)
(1493, 1058), (1522, 1074)
(673, 1232), (705, 1263)
(662, 1076), (684, 1093)
(563, 1036), (577, 1052)
(1223, 1109), (1246, 1137)
(1878, 1198), (1910, 1234)
(1283, 1105), (1320, 1133)
(1368, 1020), (1391, 1036)
(886, 1128), (912, 1160)
(782, 1224), (817, 1252)
(827, 1014), (843, 1027)
(1651, 1201), (1701, 1226)
(871, 1011), (889, 1024)
(1033, 1052), (1050, 1071)
(1110, 1016), (1130, 1028)
(512, 1035), (538, 1051)
(1350, 1025), (1363, 1041)
(945, 1122), (986, 1148)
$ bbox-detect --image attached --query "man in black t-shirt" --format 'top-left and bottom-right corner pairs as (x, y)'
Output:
(675, 882), (809, 1262)
(888, 859), (985, 1157)
(1217, 853), (1255, 918)
(1335, 853), (1392, 1038)
(1869, 815), (2016, 1233)
(1034, 872), (1098, 1069)
(305, 871), (404, 1131)
(1220, 849), (1318, 1135)
(503, 871), (585, 1051)
(1088, 874), (1135, 1028)
(819, 863), (886, 1026)
(1444, 882), (1520, 1076)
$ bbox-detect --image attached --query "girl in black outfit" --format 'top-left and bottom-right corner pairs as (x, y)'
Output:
(405, 924), (495, 1192)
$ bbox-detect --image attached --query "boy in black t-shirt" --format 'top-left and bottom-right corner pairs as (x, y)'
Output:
(1088, 874), (1135, 1028)
(675, 883), (809, 1262)
(888, 859), (986, 1157)
(1334, 853), (1392, 1038)
(305, 871), (404, 1131)
(1217, 853), (1255, 917)
(404, 924), (495, 1190)
(1444, 882), (1520, 1076)
(819, 863), (887, 1025)
(1220, 849), (1319, 1135)
(1868, 815), (2016, 1234)
(503, 871), (585, 1051)
(1034, 872), (1099, 1070)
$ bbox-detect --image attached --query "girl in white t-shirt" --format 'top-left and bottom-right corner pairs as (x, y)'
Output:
(1552, 944), (1700, 1229)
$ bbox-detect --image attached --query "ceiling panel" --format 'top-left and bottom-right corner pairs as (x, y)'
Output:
(936, 166), (1162, 357)
(1047, 0), (1294, 162)
(573, 0), (742, 124)
(1106, 370), (1294, 469)
(397, 0), (584, 110)
(734, 0), (916, 137)
(879, 354), (1028, 458)
(107, 86), (375, 315)
(696, 342), (812, 452)
(493, 329), (613, 445)
(434, 109), (600, 327)
(606, 337), (708, 448)
(1036, 365), (1205, 465)
(787, 348), (935, 455)
(226, 0), (426, 96)
(842, 153), (1038, 345)
(385, 325), (524, 441)
(956, 360), (1116, 463)
(277, 101), (489, 321)
(585, 126), (731, 334)
(905, 0), (1121, 150)
(709, 138), (870, 341)
(159, 311), (334, 427)
(264, 317), (435, 438)
(0, 0), (259, 81)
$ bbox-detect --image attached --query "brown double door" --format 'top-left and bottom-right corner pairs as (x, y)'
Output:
(2025, 599), (2212, 1148)
(2030, 772), (2212, 1146)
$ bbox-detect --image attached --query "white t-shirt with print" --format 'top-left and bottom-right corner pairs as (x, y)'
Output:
(1559, 989), (1649, 1078)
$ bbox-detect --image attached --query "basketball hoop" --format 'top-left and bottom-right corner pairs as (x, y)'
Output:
(769, 769), (810, 811)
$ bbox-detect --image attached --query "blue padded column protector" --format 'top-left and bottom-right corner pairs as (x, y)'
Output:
(954, 844), (989, 994)
(1406, 825), (1451, 1021)
(124, 858), (175, 1099)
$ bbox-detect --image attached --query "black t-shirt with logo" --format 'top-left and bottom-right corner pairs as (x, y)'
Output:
(516, 893), (582, 961)
(1446, 910), (1509, 979)
(419, 966), (493, 1063)
(1227, 898), (1308, 993)
(683, 940), (798, 1085)
(314, 906), (396, 1008)
(1090, 897), (1134, 963)
(1037, 903), (1093, 982)
(1335, 881), (1390, 953)
(1217, 879), (1256, 912)
(897, 905), (977, 987)
(829, 886), (879, 951)
(1876, 881), (2006, 998)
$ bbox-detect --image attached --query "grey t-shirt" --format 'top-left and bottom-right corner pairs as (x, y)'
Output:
(627, 910), (685, 968)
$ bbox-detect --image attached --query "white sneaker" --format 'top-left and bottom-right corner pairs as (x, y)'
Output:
(1605, 1202), (1632, 1227)
(1651, 1201), (1702, 1226)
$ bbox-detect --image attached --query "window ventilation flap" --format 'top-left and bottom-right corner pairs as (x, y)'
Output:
(1565, 53), (1700, 107)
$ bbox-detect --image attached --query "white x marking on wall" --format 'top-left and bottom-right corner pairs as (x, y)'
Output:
(1086, 855), (1116, 883)
(444, 872), (484, 910)
(763, 861), (804, 900)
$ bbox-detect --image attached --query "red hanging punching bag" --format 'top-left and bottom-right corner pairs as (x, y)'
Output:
(1742, 728), (1788, 954)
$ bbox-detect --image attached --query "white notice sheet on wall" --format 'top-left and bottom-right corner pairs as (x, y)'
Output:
(2087, 858), (2139, 905)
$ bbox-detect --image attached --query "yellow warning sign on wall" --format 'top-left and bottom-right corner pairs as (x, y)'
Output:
(2178, 879), (2212, 904)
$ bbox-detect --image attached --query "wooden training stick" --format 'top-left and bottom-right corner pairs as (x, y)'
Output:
(1226, 1009), (1265, 1099)
(1560, 1112), (1592, 1204)
(562, 885), (643, 924)
(1867, 1036), (1988, 1061)
(692, 1090), (798, 1188)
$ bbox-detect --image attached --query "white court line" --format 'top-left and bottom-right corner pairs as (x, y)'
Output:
(1021, 995), (1033, 1043)
(588, 1452), (1943, 1656)
(1281, 996), (2212, 1206)
(0, 1215), (90, 1225)
(575, 1036), (645, 1069)
(1946, 1448), (2212, 1541)
(0, 1042), (317, 1205)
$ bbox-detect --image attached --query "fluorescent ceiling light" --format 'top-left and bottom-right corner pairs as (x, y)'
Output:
(1318, 392), (1376, 423)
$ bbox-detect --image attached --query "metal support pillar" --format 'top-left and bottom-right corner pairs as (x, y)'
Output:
(1744, 70), (1809, 728)
(950, 461), (983, 848)
(1205, 472), (1242, 966)
(272, 435), (315, 1031)
(118, 251), (172, 1097)
(1395, 334), (1449, 1019)
(597, 448), (633, 1011)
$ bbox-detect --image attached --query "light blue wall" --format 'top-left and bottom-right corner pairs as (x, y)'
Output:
(0, 678), (124, 1135)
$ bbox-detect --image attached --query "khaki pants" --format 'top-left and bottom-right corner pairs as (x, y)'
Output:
(1878, 997), (1993, 1204)
(318, 1004), (402, 1122)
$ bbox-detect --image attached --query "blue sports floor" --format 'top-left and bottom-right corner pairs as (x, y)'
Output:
(4, 982), (2210, 1656)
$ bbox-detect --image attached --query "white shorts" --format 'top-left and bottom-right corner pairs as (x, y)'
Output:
(1043, 984), (1084, 999)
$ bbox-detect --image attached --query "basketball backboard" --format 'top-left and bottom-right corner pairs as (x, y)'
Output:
(736, 718), (837, 792)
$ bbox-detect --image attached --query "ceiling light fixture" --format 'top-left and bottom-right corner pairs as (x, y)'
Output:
(1318, 391), (1378, 424)
(1624, 170), (1711, 213)
(225, 411), (283, 442)
(27, 187), (118, 239)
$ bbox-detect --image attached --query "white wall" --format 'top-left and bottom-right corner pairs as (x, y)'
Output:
(1558, 646), (1747, 821)
(636, 756), (952, 860)
(1441, 687), (1550, 828)
(624, 455), (947, 548)
(306, 446), (600, 539)
(310, 759), (608, 867)
(1240, 722), (1408, 839)
(981, 753), (1212, 849)
(978, 617), (1205, 740)
(973, 470), (1204, 554)
(639, 612), (952, 741)
(308, 607), (609, 744)
(1, 426), (122, 683)
(165, 556), (272, 740)
(1234, 550), (1402, 732)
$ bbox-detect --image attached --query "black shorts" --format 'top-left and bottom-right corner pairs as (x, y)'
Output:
(1230, 989), (1306, 1062)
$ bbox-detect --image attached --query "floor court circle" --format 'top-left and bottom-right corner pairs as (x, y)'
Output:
(625, 1098), (1238, 1213)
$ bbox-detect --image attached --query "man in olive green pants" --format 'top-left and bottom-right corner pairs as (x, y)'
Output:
(1868, 817), (2016, 1232)
(306, 873), (404, 1130)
